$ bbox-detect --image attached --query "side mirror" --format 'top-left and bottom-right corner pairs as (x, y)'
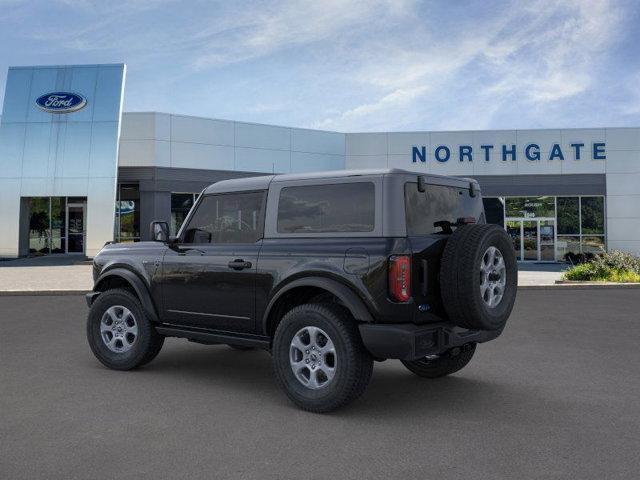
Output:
(150, 221), (169, 242)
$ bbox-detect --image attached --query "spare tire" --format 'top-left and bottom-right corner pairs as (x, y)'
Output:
(440, 224), (517, 331)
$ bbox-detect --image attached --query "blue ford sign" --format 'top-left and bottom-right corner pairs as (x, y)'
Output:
(35, 92), (87, 114)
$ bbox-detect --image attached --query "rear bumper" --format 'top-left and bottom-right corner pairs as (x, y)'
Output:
(358, 322), (503, 361)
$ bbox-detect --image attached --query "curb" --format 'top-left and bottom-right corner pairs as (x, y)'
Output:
(520, 283), (640, 290)
(0, 290), (90, 296)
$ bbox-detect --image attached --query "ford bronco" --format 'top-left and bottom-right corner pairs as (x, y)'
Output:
(86, 169), (517, 412)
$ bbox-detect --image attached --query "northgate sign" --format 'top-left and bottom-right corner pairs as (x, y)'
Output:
(411, 142), (606, 163)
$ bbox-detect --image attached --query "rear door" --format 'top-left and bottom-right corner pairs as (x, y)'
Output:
(404, 181), (484, 318)
(160, 191), (266, 333)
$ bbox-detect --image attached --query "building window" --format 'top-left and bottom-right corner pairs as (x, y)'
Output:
(581, 197), (605, 234)
(505, 196), (555, 218)
(26, 196), (86, 255)
(115, 184), (140, 242)
(499, 195), (606, 261)
(556, 196), (606, 258)
(171, 193), (199, 236)
(28, 197), (51, 255)
(557, 197), (579, 235)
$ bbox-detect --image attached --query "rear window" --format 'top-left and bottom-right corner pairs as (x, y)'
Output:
(405, 182), (482, 235)
(277, 182), (375, 233)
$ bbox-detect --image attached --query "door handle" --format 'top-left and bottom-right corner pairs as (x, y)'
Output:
(228, 259), (252, 270)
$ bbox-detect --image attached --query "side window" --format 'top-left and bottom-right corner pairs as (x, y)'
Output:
(182, 191), (265, 244)
(277, 182), (375, 233)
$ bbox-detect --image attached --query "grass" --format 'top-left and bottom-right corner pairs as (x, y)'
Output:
(563, 265), (640, 283)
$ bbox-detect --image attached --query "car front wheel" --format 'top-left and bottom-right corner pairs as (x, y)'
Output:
(86, 288), (164, 370)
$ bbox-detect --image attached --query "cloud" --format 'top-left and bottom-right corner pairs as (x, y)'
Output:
(312, 0), (626, 131)
(0, 0), (633, 131)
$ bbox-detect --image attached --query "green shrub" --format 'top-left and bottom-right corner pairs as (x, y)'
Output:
(563, 250), (640, 282)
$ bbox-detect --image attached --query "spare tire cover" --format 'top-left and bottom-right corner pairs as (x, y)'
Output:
(439, 224), (517, 331)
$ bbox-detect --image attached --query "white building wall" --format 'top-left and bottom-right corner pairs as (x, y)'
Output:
(118, 113), (345, 174)
(604, 128), (640, 254)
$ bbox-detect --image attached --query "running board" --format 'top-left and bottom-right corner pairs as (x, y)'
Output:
(155, 324), (271, 350)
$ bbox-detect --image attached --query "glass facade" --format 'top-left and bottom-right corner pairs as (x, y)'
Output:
(483, 195), (606, 261)
(114, 184), (140, 242)
(26, 197), (86, 255)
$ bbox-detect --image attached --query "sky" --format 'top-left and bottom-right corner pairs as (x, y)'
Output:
(0, 0), (638, 132)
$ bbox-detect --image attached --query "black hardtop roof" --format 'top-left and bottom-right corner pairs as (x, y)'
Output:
(202, 168), (477, 194)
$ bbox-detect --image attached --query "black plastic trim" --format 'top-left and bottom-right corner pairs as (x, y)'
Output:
(156, 324), (271, 350)
(93, 268), (160, 322)
(262, 276), (374, 333)
(358, 322), (502, 361)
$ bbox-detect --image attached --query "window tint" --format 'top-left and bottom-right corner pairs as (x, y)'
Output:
(405, 182), (482, 235)
(277, 183), (375, 233)
(183, 192), (264, 244)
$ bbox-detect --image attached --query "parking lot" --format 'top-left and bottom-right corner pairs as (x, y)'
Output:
(1, 288), (639, 480)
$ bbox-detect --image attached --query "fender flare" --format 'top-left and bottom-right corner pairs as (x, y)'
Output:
(93, 268), (160, 323)
(262, 276), (374, 333)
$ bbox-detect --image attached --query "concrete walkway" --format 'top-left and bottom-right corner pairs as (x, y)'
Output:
(517, 262), (567, 286)
(0, 256), (568, 293)
(0, 256), (92, 293)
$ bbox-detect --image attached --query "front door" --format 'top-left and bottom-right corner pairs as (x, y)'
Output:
(160, 191), (266, 333)
(66, 203), (86, 254)
(505, 218), (556, 262)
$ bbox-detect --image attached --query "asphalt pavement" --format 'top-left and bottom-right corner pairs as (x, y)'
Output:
(1, 289), (639, 480)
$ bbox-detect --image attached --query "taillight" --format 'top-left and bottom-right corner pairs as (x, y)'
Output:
(389, 255), (411, 302)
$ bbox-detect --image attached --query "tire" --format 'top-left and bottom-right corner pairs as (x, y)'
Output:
(86, 288), (164, 370)
(228, 345), (254, 351)
(440, 224), (517, 331)
(272, 303), (373, 413)
(401, 343), (476, 378)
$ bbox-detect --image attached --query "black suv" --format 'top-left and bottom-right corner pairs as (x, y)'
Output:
(86, 169), (517, 412)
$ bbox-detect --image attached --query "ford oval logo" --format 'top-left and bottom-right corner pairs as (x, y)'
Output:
(35, 92), (87, 114)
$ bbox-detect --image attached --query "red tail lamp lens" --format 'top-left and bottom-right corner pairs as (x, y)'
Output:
(389, 255), (411, 302)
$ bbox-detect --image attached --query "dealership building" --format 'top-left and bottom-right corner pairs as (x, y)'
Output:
(1, 63), (639, 260)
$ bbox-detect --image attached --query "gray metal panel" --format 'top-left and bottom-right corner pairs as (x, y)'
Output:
(119, 167), (262, 193)
(468, 174), (606, 196)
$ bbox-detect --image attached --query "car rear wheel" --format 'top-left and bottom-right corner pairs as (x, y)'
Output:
(440, 224), (517, 331)
(401, 343), (476, 378)
(87, 288), (164, 370)
(272, 303), (373, 413)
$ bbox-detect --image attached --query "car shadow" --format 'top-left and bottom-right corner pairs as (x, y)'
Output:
(124, 342), (541, 420)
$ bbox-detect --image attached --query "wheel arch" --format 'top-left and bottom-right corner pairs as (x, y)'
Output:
(93, 268), (160, 323)
(262, 276), (373, 337)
